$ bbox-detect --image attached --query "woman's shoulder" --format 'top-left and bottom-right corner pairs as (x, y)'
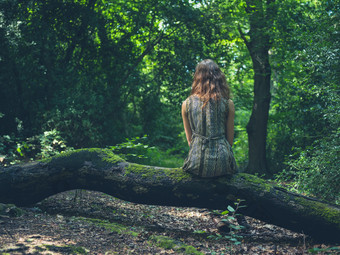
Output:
(183, 95), (199, 104)
(182, 95), (201, 112)
(182, 96), (191, 112)
(182, 96), (190, 107)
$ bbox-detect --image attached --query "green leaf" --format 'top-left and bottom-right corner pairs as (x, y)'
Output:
(221, 210), (229, 215)
(193, 230), (206, 234)
(227, 205), (235, 212)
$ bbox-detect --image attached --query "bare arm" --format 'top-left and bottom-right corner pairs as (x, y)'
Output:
(182, 101), (192, 146)
(226, 99), (235, 146)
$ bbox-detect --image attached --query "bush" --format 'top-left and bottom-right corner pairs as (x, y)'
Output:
(109, 135), (185, 168)
(276, 130), (340, 204)
(0, 129), (73, 165)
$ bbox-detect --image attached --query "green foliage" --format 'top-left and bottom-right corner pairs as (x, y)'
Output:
(233, 124), (249, 169)
(0, 129), (73, 165)
(266, 0), (340, 202)
(208, 199), (246, 251)
(276, 130), (340, 204)
(0, 0), (338, 203)
(42, 94), (105, 148)
(109, 135), (150, 161)
(109, 135), (185, 168)
(0, 0), (215, 149)
(268, 0), (339, 171)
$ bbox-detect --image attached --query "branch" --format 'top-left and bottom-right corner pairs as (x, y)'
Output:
(237, 24), (251, 50)
(120, 33), (164, 88)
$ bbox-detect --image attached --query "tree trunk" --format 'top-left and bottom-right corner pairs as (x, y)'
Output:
(0, 149), (339, 243)
(246, 48), (271, 175)
(241, 0), (276, 175)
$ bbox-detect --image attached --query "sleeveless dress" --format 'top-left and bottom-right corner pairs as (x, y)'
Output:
(182, 95), (237, 177)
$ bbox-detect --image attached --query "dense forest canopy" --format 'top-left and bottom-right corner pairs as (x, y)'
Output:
(0, 0), (339, 203)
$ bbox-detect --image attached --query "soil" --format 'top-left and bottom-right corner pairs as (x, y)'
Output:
(0, 190), (339, 254)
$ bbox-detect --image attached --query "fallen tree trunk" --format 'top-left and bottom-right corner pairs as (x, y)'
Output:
(0, 149), (339, 243)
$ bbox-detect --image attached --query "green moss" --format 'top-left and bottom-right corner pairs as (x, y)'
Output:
(151, 235), (176, 249)
(234, 173), (273, 192)
(39, 149), (78, 163)
(125, 163), (192, 183)
(295, 197), (340, 227)
(100, 149), (125, 164)
(0, 203), (24, 217)
(185, 245), (203, 255)
(78, 217), (139, 237)
(125, 163), (150, 177)
(39, 148), (191, 183)
(40, 148), (124, 165)
(71, 246), (88, 254)
(150, 235), (203, 255)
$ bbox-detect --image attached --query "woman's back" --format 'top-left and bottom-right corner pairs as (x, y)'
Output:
(182, 95), (237, 177)
(186, 95), (227, 137)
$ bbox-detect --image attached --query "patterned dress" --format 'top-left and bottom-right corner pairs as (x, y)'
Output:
(182, 95), (237, 177)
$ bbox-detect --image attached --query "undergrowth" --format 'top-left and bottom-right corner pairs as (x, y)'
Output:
(208, 199), (247, 254)
(108, 135), (185, 168)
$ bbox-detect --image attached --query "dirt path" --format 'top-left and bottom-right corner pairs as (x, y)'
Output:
(0, 190), (338, 254)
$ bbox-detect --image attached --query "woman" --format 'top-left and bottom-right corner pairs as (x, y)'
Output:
(181, 59), (249, 232)
(182, 59), (237, 177)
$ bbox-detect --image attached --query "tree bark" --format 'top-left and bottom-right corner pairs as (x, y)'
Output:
(0, 149), (339, 243)
(245, 47), (271, 175)
(241, 0), (276, 175)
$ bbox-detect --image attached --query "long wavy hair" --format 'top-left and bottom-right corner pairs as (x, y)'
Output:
(191, 59), (230, 108)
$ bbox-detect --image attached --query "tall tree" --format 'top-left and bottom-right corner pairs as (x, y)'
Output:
(206, 0), (277, 174)
(240, 0), (277, 175)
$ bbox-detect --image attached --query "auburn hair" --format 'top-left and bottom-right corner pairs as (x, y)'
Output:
(191, 59), (230, 108)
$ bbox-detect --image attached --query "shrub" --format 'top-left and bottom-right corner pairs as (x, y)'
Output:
(109, 135), (185, 168)
(0, 129), (73, 165)
(276, 130), (340, 204)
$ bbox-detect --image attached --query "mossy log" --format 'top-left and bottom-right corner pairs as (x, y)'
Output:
(0, 149), (339, 243)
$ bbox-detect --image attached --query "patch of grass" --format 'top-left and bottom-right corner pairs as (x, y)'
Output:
(77, 217), (139, 237)
(150, 235), (204, 255)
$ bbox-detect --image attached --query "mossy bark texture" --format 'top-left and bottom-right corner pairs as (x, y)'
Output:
(0, 149), (339, 243)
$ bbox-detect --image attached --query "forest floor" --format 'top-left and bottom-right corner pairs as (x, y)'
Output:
(0, 190), (339, 255)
